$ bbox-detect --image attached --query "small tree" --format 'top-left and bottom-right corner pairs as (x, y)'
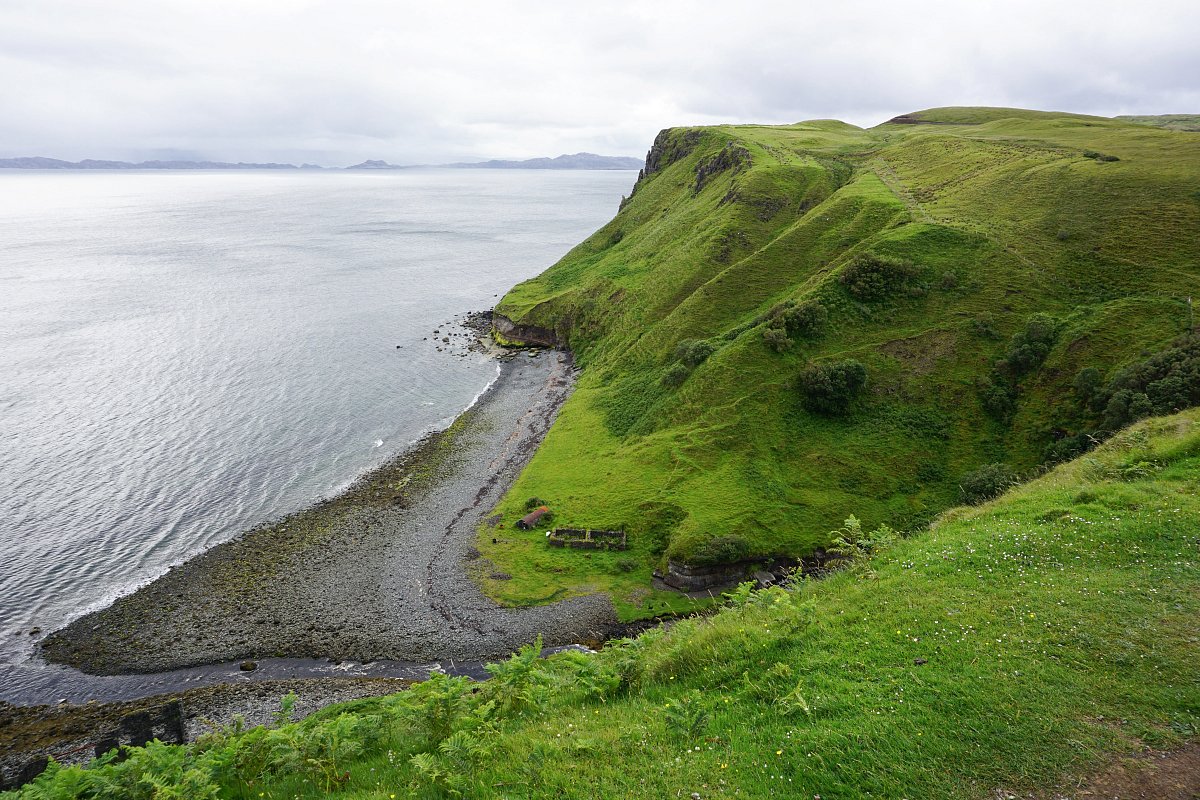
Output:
(762, 326), (792, 352)
(798, 359), (868, 414)
(959, 463), (1018, 504)
(783, 300), (828, 338)
(839, 254), (916, 301)
(1003, 313), (1058, 374)
(661, 362), (691, 388)
(674, 339), (717, 367)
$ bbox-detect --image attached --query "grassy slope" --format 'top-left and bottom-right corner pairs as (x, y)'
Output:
(480, 107), (1200, 618)
(12, 411), (1198, 799)
(1118, 114), (1200, 132)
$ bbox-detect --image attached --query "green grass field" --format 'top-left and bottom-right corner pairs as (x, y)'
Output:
(481, 107), (1200, 615)
(12, 410), (1198, 798)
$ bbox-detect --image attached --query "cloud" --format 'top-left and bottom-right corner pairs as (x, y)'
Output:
(0, 0), (1196, 164)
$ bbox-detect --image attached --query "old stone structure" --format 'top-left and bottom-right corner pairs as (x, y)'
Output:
(546, 528), (627, 551)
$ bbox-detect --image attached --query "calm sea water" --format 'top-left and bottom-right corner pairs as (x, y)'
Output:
(0, 168), (632, 667)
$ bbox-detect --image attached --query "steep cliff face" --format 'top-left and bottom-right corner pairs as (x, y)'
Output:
(487, 108), (1200, 592)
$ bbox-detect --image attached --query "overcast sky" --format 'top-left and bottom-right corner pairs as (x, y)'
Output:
(1, 0), (1197, 166)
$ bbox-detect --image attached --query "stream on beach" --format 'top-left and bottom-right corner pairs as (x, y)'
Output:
(0, 168), (634, 704)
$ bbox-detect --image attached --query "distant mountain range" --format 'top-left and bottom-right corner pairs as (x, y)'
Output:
(447, 152), (644, 170)
(0, 156), (321, 170)
(344, 152), (644, 170)
(0, 152), (643, 171)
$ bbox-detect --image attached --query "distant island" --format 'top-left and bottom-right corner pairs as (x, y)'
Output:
(0, 152), (643, 171)
(344, 152), (644, 170)
(446, 152), (644, 170)
(0, 156), (319, 170)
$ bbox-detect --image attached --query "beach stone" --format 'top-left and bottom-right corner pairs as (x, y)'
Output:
(239, 660), (258, 672)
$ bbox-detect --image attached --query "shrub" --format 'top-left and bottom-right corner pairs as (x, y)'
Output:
(782, 300), (828, 338)
(839, 254), (917, 301)
(1003, 313), (1058, 374)
(1073, 367), (1103, 408)
(1044, 432), (1095, 464)
(798, 359), (867, 414)
(959, 463), (1018, 504)
(1056, 229), (1071, 241)
(523, 497), (548, 512)
(691, 533), (751, 565)
(1090, 334), (1200, 430)
(939, 271), (960, 289)
(762, 326), (792, 352)
(674, 339), (717, 367)
(661, 362), (691, 388)
(1101, 389), (1154, 432)
(971, 313), (1000, 339)
(979, 374), (1017, 420)
(829, 515), (899, 564)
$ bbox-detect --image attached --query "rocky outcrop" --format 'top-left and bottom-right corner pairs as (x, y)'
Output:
(643, 129), (702, 178)
(663, 559), (753, 591)
(620, 129), (704, 209)
(693, 143), (752, 194)
(492, 313), (559, 348)
(662, 549), (844, 592)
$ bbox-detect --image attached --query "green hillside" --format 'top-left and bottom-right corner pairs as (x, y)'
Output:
(481, 107), (1200, 617)
(11, 410), (1199, 798)
(1118, 114), (1200, 132)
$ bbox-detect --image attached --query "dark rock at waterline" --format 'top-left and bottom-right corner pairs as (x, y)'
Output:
(239, 660), (257, 672)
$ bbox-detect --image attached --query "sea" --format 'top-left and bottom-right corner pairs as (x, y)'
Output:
(0, 168), (634, 674)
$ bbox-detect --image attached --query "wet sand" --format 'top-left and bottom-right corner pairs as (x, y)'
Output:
(40, 350), (619, 675)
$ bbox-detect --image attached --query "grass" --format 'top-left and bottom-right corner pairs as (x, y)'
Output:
(481, 107), (1200, 612)
(11, 410), (1199, 798)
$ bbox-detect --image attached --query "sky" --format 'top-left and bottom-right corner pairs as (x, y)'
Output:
(1, 0), (1197, 166)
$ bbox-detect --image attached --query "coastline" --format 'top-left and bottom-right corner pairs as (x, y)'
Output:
(1, 677), (413, 782)
(38, 345), (619, 677)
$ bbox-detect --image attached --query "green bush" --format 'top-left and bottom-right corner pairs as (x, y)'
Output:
(673, 339), (717, 367)
(690, 533), (751, 565)
(979, 373), (1017, 420)
(798, 359), (867, 414)
(959, 463), (1018, 504)
(838, 254), (917, 301)
(661, 362), (691, 388)
(1073, 367), (1103, 407)
(1003, 313), (1058, 374)
(762, 326), (792, 352)
(1089, 334), (1200, 430)
(1044, 432), (1095, 464)
(523, 497), (548, 512)
(829, 515), (899, 564)
(782, 300), (828, 338)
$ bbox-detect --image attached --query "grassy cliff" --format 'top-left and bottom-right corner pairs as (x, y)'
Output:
(10, 410), (1199, 798)
(480, 107), (1200, 617)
